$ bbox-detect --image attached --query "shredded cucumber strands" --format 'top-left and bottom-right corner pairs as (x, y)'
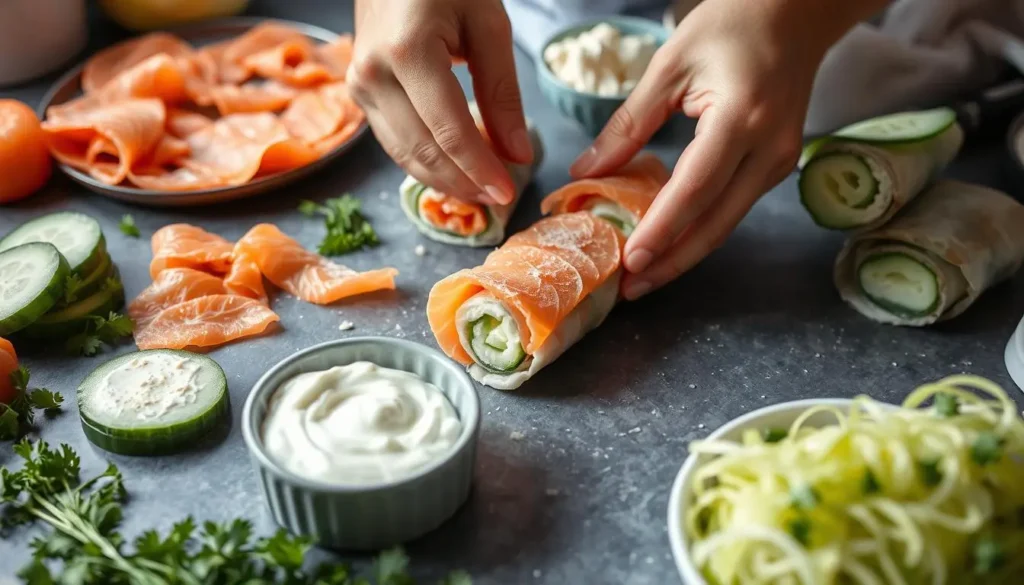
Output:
(684, 375), (1024, 585)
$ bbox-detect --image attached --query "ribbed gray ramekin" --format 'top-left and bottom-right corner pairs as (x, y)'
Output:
(241, 337), (480, 551)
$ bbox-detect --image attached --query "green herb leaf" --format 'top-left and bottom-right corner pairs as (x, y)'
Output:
(934, 392), (960, 417)
(919, 458), (943, 487)
(0, 405), (19, 441)
(28, 389), (63, 412)
(763, 428), (788, 443)
(790, 485), (820, 510)
(119, 215), (140, 238)
(375, 547), (413, 585)
(788, 517), (811, 546)
(973, 535), (1006, 574)
(61, 274), (84, 305)
(971, 432), (1004, 466)
(438, 571), (473, 585)
(1, 368), (63, 440)
(300, 195), (381, 256)
(862, 469), (881, 495)
(65, 313), (133, 357)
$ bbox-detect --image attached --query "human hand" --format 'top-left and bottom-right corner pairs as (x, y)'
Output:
(349, 0), (534, 205)
(570, 0), (885, 299)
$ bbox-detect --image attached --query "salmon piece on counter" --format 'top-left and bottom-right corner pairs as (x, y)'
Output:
(234, 223), (397, 304)
(134, 294), (280, 350)
(149, 224), (235, 278)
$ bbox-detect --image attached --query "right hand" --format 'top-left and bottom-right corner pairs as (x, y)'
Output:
(349, 0), (534, 205)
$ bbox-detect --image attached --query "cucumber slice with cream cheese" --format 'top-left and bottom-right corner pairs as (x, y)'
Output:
(0, 211), (106, 275)
(858, 253), (939, 318)
(0, 243), (70, 336)
(78, 349), (229, 455)
(467, 315), (527, 373)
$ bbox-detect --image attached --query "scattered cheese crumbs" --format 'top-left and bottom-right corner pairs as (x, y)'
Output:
(597, 410), (605, 415)
(815, 353), (822, 358)
(338, 320), (354, 331)
(688, 383), (696, 389)
(543, 22), (657, 97)
(698, 423), (705, 429)
(627, 427), (642, 434)
(546, 488), (559, 496)
(892, 361), (898, 367)
(510, 431), (525, 441)
(414, 244), (426, 256)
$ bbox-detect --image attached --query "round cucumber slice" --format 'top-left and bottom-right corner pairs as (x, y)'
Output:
(78, 349), (229, 456)
(833, 107), (956, 145)
(19, 277), (125, 340)
(467, 315), (527, 373)
(799, 153), (880, 230)
(858, 253), (939, 318)
(62, 252), (114, 304)
(0, 243), (70, 336)
(0, 212), (106, 275)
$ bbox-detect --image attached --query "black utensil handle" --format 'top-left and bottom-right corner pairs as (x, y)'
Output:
(953, 78), (1024, 135)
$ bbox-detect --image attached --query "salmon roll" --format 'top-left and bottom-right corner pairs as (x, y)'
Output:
(540, 152), (670, 234)
(399, 102), (544, 247)
(427, 212), (622, 390)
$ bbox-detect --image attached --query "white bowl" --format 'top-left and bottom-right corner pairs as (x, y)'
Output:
(666, 398), (858, 585)
(1006, 312), (1024, 394)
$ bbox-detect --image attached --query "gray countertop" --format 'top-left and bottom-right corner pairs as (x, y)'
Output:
(2, 2), (1023, 584)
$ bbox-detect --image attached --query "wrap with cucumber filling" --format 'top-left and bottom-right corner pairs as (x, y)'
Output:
(799, 108), (964, 231)
(540, 152), (670, 234)
(427, 212), (624, 390)
(399, 103), (544, 247)
(834, 179), (1024, 326)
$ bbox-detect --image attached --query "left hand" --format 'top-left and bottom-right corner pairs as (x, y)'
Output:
(569, 0), (876, 300)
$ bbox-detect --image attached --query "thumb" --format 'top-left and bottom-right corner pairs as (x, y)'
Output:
(464, 8), (534, 164)
(570, 58), (673, 178)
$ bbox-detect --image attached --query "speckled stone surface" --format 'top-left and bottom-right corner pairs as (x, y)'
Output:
(2, 2), (1023, 584)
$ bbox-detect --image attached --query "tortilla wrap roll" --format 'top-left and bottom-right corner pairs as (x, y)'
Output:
(428, 212), (624, 390)
(540, 152), (670, 234)
(799, 109), (964, 231)
(834, 179), (1024, 326)
(399, 103), (544, 247)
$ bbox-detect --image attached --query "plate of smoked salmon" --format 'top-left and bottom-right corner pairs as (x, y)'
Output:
(37, 18), (368, 207)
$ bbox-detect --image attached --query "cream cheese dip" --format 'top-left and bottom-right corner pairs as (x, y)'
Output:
(261, 361), (462, 486)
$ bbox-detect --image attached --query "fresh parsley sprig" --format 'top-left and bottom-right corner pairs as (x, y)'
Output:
(65, 280), (134, 357)
(119, 215), (141, 238)
(0, 367), (62, 441)
(2, 440), (471, 585)
(299, 195), (380, 256)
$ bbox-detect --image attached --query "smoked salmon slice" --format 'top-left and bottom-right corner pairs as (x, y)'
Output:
(234, 224), (397, 304)
(540, 152), (670, 221)
(280, 81), (364, 149)
(208, 80), (298, 115)
(427, 212), (622, 364)
(314, 36), (354, 79)
(134, 294), (280, 350)
(149, 224), (235, 278)
(50, 55), (189, 121)
(82, 32), (195, 93)
(223, 255), (268, 304)
(216, 22), (310, 84)
(43, 98), (167, 185)
(242, 38), (335, 87)
(128, 267), (229, 330)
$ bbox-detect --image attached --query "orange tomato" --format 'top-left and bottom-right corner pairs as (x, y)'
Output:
(0, 337), (18, 404)
(0, 99), (52, 204)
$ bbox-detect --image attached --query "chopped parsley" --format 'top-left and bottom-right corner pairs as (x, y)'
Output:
(299, 195), (380, 256)
(119, 214), (141, 237)
(0, 367), (63, 441)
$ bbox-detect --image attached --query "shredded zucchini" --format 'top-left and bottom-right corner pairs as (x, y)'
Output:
(684, 375), (1024, 585)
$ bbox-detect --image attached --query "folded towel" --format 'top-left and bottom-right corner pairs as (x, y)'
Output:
(806, 0), (1024, 135)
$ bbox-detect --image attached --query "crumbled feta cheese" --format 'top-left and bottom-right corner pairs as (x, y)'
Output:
(544, 23), (658, 97)
(338, 320), (354, 331)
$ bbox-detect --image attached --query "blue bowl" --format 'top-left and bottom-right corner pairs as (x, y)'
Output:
(535, 16), (670, 136)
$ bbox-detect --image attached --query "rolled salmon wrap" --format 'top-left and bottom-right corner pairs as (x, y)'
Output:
(540, 152), (670, 234)
(399, 103), (544, 247)
(799, 108), (964, 231)
(834, 179), (1024, 326)
(428, 212), (623, 390)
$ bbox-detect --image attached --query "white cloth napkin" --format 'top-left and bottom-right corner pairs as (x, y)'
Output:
(806, 0), (1024, 135)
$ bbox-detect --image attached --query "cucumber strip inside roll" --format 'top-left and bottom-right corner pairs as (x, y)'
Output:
(799, 153), (886, 229)
(588, 201), (637, 235)
(457, 294), (528, 374)
(857, 253), (939, 318)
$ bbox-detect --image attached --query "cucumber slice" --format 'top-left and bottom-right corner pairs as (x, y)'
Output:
(0, 212), (106, 275)
(0, 243), (70, 336)
(78, 349), (229, 455)
(858, 253), (939, 318)
(588, 202), (636, 235)
(833, 107), (956, 145)
(19, 277), (125, 340)
(799, 153), (880, 230)
(63, 252), (114, 304)
(467, 315), (527, 373)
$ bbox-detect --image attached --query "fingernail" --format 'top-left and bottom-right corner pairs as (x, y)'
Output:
(626, 248), (653, 272)
(570, 147), (598, 177)
(625, 280), (652, 300)
(484, 185), (512, 205)
(510, 128), (534, 162)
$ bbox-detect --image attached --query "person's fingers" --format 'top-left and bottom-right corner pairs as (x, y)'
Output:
(622, 106), (747, 274)
(569, 50), (676, 178)
(392, 40), (517, 204)
(463, 9), (533, 164)
(621, 152), (774, 300)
